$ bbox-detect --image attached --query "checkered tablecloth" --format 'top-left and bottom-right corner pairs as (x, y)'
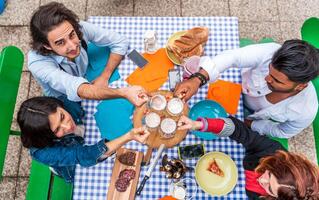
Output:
(73, 16), (247, 200)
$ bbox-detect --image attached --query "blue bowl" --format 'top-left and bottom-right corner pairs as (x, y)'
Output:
(189, 100), (227, 140)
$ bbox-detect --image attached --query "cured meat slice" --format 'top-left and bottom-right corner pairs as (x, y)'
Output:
(119, 169), (136, 181)
(207, 159), (224, 177)
(118, 151), (136, 166)
(115, 177), (130, 192)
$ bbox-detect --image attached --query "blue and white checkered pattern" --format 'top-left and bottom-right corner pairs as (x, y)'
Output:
(73, 16), (247, 200)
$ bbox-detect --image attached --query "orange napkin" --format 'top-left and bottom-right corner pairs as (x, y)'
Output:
(207, 80), (242, 115)
(159, 196), (177, 200)
(126, 48), (174, 92)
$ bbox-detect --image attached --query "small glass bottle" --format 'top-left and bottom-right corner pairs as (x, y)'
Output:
(144, 30), (158, 54)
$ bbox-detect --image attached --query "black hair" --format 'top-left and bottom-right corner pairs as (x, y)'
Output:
(271, 39), (319, 83)
(17, 97), (63, 148)
(29, 1), (83, 55)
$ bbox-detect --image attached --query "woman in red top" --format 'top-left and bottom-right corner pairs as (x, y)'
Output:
(178, 116), (319, 200)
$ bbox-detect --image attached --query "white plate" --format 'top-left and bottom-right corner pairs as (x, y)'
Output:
(195, 151), (238, 197)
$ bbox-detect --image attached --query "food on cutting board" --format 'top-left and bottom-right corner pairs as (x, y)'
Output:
(119, 168), (136, 181)
(118, 151), (136, 166)
(115, 169), (136, 192)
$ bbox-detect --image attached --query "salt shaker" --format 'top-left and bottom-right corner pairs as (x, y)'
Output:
(144, 30), (158, 54)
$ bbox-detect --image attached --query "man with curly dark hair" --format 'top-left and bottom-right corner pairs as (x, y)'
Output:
(28, 2), (148, 124)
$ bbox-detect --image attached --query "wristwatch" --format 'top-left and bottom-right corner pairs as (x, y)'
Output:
(189, 72), (208, 87)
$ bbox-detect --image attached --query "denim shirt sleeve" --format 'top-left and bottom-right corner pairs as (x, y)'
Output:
(80, 21), (129, 55)
(28, 51), (88, 102)
(30, 139), (109, 167)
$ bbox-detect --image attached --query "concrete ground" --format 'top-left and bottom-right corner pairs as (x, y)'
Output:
(0, 0), (318, 199)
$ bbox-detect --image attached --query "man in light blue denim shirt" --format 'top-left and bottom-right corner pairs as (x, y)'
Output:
(28, 2), (148, 123)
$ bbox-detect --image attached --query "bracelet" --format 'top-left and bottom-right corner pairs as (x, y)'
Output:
(196, 117), (208, 132)
(190, 72), (208, 87)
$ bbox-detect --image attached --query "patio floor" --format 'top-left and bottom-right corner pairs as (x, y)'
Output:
(0, 0), (318, 199)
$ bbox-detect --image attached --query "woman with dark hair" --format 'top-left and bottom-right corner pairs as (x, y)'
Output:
(17, 96), (150, 183)
(178, 116), (319, 199)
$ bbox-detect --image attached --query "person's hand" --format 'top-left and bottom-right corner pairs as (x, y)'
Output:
(122, 85), (149, 106)
(174, 78), (201, 101)
(244, 119), (253, 128)
(177, 115), (203, 131)
(92, 75), (109, 88)
(128, 126), (150, 144)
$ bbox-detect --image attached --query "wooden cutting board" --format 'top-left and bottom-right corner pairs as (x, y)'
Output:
(107, 148), (143, 200)
(133, 90), (189, 149)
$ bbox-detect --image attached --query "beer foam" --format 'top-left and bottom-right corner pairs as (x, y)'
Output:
(150, 95), (167, 111)
(167, 98), (184, 115)
(160, 118), (177, 134)
(145, 112), (160, 128)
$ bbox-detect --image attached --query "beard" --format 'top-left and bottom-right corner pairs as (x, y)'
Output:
(267, 83), (296, 93)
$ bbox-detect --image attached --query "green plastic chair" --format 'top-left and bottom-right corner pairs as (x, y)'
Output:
(0, 46), (24, 181)
(26, 160), (73, 200)
(0, 45), (73, 198)
(301, 17), (319, 164)
(239, 38), (289, 150)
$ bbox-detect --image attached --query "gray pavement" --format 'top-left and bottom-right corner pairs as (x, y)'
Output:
(0, 0), (318, 199)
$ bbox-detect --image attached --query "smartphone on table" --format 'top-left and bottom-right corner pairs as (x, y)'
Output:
(127, 49), (149, 68)
(178, 143), (205, 160)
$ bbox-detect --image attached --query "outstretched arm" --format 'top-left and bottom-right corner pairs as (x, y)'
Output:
(77, 84), (148, 106)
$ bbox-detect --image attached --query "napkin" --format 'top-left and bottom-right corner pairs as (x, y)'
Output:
(94, 98), (134, 140)
(85, 43), (133, 140)
(126, 48), (174, 92)
(85, 43), (120, 83)
(206, 80), (242, 115)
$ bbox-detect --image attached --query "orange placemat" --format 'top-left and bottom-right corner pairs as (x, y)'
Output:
(126, 48), (174, 92)
(207, 80), (242, 115)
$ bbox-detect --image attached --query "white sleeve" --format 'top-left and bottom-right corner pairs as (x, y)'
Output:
(251, 118), (312, 138)
(200, 43), (281, 82)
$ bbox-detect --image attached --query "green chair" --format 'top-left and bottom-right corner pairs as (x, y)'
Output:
(26, 160), (73, 200)
(311, 77), (319, 164)
(0, 46), (24, 181)
(0, 45), (73, 198)
(301, 17), (319, 164)
(239, 38), (289, 150)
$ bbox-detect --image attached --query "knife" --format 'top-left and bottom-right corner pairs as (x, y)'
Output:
(136, 144), (166, 195)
